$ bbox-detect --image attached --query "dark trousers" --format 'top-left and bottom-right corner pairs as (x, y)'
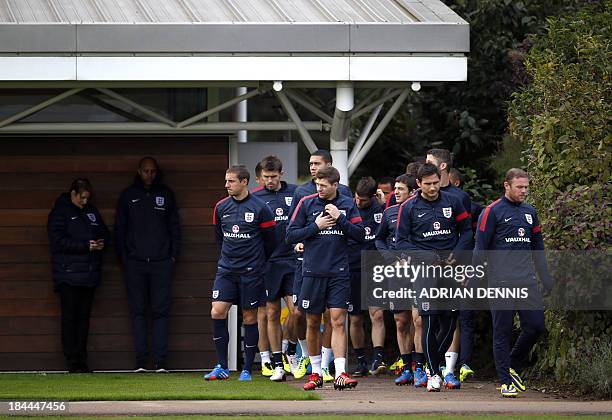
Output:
(59, 283), (96, 371)
(125, 259), (173, 366)
(422, 311), (458, 377)
(459, 309), (475, 366)
(491, 309), (545, 385)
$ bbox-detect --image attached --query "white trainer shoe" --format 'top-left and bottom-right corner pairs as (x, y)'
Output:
(427, 374), (442, 392)
(270, 366), (287, 382)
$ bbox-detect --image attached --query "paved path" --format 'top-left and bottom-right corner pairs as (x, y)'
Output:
(61, 378), (612, 416)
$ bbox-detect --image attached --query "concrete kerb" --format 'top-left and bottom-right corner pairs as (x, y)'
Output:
(65, 399), (612, 416)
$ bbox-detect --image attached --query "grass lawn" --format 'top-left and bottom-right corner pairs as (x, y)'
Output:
(0, 372), (318, 401)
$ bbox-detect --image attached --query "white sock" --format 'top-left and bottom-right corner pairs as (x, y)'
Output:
(310, 354), (322, 375)
(282, 339), (289, 354)
(445, 352), (458, 375)
(334, 357), (346, 378)
(321, 346), (333, 369)
(299, 339), (309, 357)
(260, 351), (271, 365)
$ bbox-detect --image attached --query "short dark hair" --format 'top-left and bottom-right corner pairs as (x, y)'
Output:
(396, 174), (418, 191)
(311, 149), (333, 164)
(254, 162), (262, 178)
(260, 155), (283, 173)
(377, 176), (395, 187)
(315, 166), (340, 184)
(426, 148), (452, 172)
(355, 176), (377, 197)
(139, 156), (159, 169)
(69, 178), (93, 195)
(449, 168), (464, 185)
(227, 165), (250, 182)
(417, 163), (441, 181)
(405, 161), (423, 177)
(505, 168), (529, 184)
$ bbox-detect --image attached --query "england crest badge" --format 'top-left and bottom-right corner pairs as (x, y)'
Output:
(285, 196), (293, 207)
(245, 212), (254, 222)
(374, 213), (382, 223)
(87, 213), (96, 222)
(525, 214), (533, 224)
(155, 196), (165, 206)
(442, 207), (452, 218)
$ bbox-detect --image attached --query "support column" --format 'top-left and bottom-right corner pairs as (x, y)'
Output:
(330, 82), (354, 185)
(234, 87), (248, 143)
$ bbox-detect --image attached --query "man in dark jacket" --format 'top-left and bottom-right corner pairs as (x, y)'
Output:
(474, 168), (552, 398)
(115, 157), (180, 372)
(286, 166), (365, 391)
(48, 178), (110, 373)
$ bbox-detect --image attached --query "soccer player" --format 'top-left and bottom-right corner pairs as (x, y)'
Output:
(425, 149), (473, 386)
(347, 177), (383, 377)
(252, 156), (298, 381)
(252, 161), (273, 377)
(474, 168), (552, 397)
(395, 163), (472, 392)
(385, 161), (423, 208)
(286, 166), (365, 391)
(205, 165), (276, 381)
(376, 177), (395, 205)
(288, 150), (352, 380)
(375, 174), (426, 386)
(449, 167), (483, 381)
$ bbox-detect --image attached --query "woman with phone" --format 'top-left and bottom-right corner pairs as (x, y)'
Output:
(47, 178), (110, 373)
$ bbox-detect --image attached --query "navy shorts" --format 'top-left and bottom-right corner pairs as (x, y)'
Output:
(212, 270), (266, 310)
(298, 276), (350, 314)
(348, 271), (363, 314)
(292, 258), (303, 306)
(265, 259), (295, 302)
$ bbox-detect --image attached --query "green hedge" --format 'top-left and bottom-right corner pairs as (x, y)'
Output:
(507, 2), (611, 397)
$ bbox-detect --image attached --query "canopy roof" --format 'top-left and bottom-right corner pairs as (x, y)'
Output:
(0, 0), (468, 55)
(0, 0), (469, 84)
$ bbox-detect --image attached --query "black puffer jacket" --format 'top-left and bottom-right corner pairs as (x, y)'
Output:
(47, 193), (110, 290)
(115, 173), (180, 262)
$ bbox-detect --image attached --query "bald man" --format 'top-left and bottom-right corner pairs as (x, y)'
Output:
(115, 157), (180, 373)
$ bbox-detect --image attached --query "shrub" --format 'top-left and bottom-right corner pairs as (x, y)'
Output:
(507, 2), (611, 395)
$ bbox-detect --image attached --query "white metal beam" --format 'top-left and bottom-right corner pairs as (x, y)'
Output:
(348, 102), (384, 168)
(348, 88), (411, 176)
(284, 89), (334, 124)
(330, 82), (354, 184)
(352, 88), (381, 115)
(234, 87), (248, 143)
(0, 56), (467, 82)
(351, 89), (402, 120)
(96, 88), (177, 127)
(178, 88), (262, 128)
(274, 90), (318, 154)
(0, 121), (324, 133)
(0, 88), (83, 128)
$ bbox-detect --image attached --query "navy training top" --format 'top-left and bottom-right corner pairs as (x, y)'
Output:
(213, 193), (276, 274)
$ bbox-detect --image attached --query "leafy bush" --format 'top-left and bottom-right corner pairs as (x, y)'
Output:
(507, 2), (611, 396)
(458, 166), (498, 205)
(574, 336), (612, 399)
(351, 0), (596, 183)
(489, 135), (524, 184)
